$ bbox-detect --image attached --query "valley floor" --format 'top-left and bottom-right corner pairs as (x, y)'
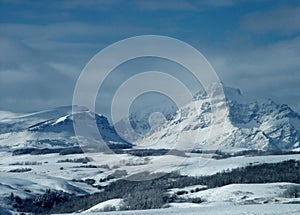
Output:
(71, 204), (300, 215)
(0, 149), (299, 214)
(1, 150), (300, 199)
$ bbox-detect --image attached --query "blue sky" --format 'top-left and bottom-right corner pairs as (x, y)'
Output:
(0, 0), (300, 115)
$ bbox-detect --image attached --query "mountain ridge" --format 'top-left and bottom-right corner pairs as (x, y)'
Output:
(135, 86), (300, 151)
(0, 86), (299, 152)
(0, 106), (131, 149)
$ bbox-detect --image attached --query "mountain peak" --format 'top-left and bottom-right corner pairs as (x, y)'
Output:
(136, 84), (300, 152)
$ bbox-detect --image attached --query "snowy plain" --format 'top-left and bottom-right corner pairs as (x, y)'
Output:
(1, 150), (300, 199)
(63, 204), (300, 215)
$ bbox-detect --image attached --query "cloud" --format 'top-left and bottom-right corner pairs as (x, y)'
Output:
(200, 0), (243, 7)
(0, 22), (159, 72)
(240, 6), (300, 35)
(134, 0), (272, 11)
(0, 23), (156, 43)
(0, 0), (122, 11)
(57, 0), (122, 10)
(210, 36), (300, 112)
(0, 21), (172, 114)
(0, 0), (299, 116)
(0, 37), (74, 112)
(134, 0), (197, 11)
(201, 0), (274, 7)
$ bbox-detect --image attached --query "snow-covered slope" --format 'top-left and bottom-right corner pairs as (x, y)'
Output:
(172, 183), (297, 204)
(0, 88), (299, 214)
(0, 106), (85, 134)
(80, 204), (300, 215)
(128, 95), (177, 135)
(83, 199), (124, 213)
(0, 106), (130, 149)
(135, 86), (300, 151)
(1, 85), (299, 152)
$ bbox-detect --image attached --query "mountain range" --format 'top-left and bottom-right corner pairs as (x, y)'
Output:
(0, 86), (299, 152)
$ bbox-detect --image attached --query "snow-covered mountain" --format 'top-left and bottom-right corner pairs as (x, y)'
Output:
(0, 106), (87, 134)
(113, 94), (178, 143)
(0, 106), (130, 149)
(128, 99), (177, 135)
(0, 86), (299, 152)
(0, 88), (300, 214)
(135, 86), (300, 151)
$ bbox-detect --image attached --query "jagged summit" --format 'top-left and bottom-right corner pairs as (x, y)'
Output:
(135, 85), (300, 151)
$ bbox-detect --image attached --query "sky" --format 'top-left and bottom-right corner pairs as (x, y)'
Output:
(0, 0), (300, 116)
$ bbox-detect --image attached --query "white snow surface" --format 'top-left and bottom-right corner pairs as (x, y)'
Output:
(134, 86), (300, 151)
(66, 204), (300, 215)
(171, 183), (300, 204)
(72, 182), (300, 214)
(0, 87), (300, 214)
(0, 105), (128, 149)
(82, 198), (123, 213)
(0, 150), (299, 200)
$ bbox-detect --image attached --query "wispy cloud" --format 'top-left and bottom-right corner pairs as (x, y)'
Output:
(0, 0), (299, 115)
(211, 35), (300, 112)
(57, 0), (122, 10)
(240, 6), (300, 35)
(0, 37), (73, 112)
(134, 0), (197, 11)
(133, 0), (262, 11)
(0, 21), (160, 113)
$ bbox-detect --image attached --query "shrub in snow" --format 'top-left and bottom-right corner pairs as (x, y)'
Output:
(283, 185), (300, 198)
